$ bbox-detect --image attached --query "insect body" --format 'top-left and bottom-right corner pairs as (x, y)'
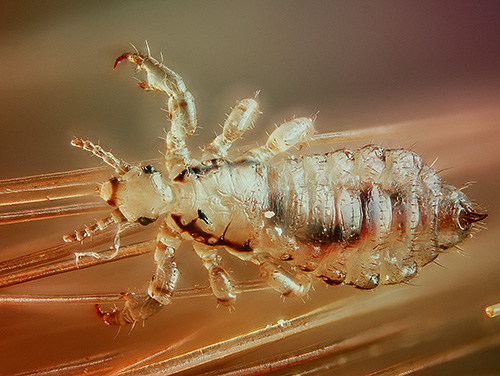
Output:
(66, 50), (487, 325)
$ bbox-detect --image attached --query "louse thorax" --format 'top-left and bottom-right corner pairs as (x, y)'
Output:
(435, 185), (487, 250)
(99, 165), (174, 226)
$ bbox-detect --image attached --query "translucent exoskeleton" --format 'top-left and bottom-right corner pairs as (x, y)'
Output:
(62, 50), (487, 325)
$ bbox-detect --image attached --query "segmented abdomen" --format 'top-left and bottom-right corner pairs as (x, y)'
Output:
(266, 145), (443, 289)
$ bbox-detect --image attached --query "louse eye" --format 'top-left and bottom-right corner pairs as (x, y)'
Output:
(457, 205), (487, 231)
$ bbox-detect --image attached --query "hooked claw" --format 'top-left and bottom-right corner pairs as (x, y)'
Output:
(95, 303), (133, 326)
(94, 292), (135, 325)
(95, 292), (164, 325)
(113, 52), (145, 70)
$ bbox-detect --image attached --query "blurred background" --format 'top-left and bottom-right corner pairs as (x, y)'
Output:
(1, 1), (500, 375)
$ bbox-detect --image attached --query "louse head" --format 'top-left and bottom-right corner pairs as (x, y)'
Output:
(436, 185), (487, 249)
(99, 164), (174, 226)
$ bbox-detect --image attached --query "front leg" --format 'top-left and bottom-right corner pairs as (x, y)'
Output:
(114, 52), (197, 171)
(96, 223), (182, 325)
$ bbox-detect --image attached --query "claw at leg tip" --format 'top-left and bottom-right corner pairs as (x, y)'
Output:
(94, 304), (111, 325)
(113, 52), (143, 70)
(95, 303), (121, 326)
(113, 54), (128, 70)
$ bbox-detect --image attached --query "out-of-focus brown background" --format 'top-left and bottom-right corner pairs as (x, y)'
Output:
(1, 1), (500, 375)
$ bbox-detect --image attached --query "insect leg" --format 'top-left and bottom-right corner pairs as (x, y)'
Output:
(95, 223), (181, 325)
(71, 138), (131, 175)
(147, 225), (181, 305)
(244, 117), (315, 162)
(192, 243), (236, 305)
(114, 52), (197, 170)
(201, 98), (260, 160)
(254, 255), (311, 297)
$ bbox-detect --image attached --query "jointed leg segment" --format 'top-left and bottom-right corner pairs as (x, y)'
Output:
(193, 243), (236, 305)
(260, 258), (311, 297)
(244, 117), (315, 162)
(114, 52), (197, 171)
(202, 98), (260, 159)
(202, 104), (315, 162)
(147, 225), (180, 306)
(96, 223), (181, 325)
(251, 255), (312, 298)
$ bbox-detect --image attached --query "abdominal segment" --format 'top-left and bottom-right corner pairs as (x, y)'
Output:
(265, 147), (440, 289)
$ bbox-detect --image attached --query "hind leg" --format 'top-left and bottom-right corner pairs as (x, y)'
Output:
(258, 256), (311, 297)
(244, 117), (315, 162)
(231, 252), (311, 298)
(193, 243), (236, 305)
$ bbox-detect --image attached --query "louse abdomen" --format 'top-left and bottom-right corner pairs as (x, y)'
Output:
(266, 145), (481, 289)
